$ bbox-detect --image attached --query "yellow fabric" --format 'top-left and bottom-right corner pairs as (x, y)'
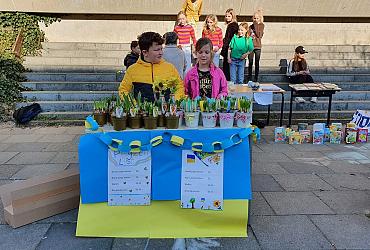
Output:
(118, 58), (185, 100)
(76, 200), (248, 238)
(182, 0), (203, 22)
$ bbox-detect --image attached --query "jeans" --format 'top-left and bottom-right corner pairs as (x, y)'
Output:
(248, 49), (261, 82)
(230, 58), (246, 84)
(222, 55), (231, 80)
(182, 45), (192, 74)
(213, 50), (220, 67)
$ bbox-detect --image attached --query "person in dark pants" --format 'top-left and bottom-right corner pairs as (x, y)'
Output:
(220, 8), (239, 81)
(248, 9), (264, 82)
(123, 41), (140, 69)
(286, 46), (317, 103)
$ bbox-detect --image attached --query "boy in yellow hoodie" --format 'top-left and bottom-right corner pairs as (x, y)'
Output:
(119, 32), (185, 101)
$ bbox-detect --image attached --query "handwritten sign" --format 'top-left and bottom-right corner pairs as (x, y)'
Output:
(108, 150), (151, 206)
(181, 150), (224, 211)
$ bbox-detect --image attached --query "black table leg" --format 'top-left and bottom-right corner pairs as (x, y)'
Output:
(280, 93), (284, 126)
(288, 90), (293, 127)
(327, 94), (333, 126)
(267, 105), (270, 126)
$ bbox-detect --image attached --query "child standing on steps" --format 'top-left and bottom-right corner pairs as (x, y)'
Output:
(202, 14), (223, 67)
(181, 0), (203, 27)
(174, 11), (197, 74)
(227, 23), (254, 84)
(248, 9), (265, 82)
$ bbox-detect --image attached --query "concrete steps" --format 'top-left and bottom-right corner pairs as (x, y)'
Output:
(18, 42), (370, 125)
(21, 90), (370, 102)
(23, 43), (370, 72)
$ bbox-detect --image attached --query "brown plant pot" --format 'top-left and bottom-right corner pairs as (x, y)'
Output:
(112, 116), (127, 131)
(107, 112), (113, 125)
(143, 116), (158, 130)
(157, 114), (166, 127)
(166, 115), (179, 129)
(129, 116), (141, 129)
(93, 112), (107, 126)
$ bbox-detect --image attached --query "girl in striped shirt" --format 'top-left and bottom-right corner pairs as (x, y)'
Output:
(202, 14), (223, 67)
(174, 11), (197, 74)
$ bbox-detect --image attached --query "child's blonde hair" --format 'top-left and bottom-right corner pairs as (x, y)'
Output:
(253, 9), (264, 23)
(176, 10), (187, 25)
(203, 14), (218, 33)
(224, 8), (237, 24)
(239, 22), (250, 37)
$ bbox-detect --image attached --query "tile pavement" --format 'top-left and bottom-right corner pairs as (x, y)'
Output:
(0, 124), (369, 249)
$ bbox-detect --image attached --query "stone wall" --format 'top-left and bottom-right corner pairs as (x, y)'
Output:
(2, 0), (370, 17)
(40, 20), (370, 45)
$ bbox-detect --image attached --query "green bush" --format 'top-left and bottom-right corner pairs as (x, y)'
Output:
(0, 12), (60, 57)
(0, 12), (59, 120)
(0, 56), (25, 120)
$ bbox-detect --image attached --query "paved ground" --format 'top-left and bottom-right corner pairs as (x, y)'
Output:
(1, 123), (370, 250)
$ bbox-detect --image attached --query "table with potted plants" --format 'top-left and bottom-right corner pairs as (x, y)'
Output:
(77, 81), (258, 238)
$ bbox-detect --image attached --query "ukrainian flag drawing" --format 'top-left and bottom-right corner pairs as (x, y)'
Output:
(186, 154), (195, 164)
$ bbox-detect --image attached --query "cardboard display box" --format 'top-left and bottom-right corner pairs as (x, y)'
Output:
(0, 168), (80, 228)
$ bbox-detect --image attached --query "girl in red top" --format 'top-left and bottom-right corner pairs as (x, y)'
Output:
(174, 11), (197, 74)
(202, 14), (223, 67)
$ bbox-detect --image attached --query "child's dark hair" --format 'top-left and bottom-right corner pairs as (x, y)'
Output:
(130, 41), (139, 49)
(195, 37), (213, 52)
(163, 32), (178, 45)
(137, 32), (164, 52)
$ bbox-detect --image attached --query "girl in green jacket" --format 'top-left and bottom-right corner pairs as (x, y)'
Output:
(227, 22), (254, 84)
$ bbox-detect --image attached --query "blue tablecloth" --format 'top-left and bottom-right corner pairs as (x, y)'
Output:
(79, 128), (252, 204)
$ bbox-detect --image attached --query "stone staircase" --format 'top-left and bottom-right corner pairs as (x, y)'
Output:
(18, 42), (370, 125)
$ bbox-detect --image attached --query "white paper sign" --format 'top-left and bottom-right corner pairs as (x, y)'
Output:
(181, 150), (224, 211)
(351, 110), (370, 131)
(108, 149), (151, 206)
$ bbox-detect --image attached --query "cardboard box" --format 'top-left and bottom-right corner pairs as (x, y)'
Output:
(274, 127), (286, 142)
(357, 128), (368, 143)
(345, 128), (357, 144)
(0, 168), (80, 228)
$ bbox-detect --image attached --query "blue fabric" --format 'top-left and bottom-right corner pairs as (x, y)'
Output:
(230, 58), (246, 84)
(79, 128), (252, 204)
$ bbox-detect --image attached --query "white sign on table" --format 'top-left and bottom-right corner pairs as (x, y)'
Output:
(108, 149), (151, 206)
(181, 150), (224, 211)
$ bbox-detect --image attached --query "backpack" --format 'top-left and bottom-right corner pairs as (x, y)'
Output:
(13, 103), (42, 124)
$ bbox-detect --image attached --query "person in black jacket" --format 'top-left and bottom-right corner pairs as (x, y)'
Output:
(220, 8), (239, 81)
(123, 41), (140, 69)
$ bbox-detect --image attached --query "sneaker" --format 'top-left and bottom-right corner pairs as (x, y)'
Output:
(310, 97), (318, 103)
(295, 97), (305, 103)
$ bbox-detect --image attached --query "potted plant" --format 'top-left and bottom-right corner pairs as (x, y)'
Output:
(106, 95), (116, 125)
(93, 99), (108, 126)
(235, 97), (252, 128)
(176, 98), (185, 127)
(112, 95), (128, 131)
(127, 93), (141, 129)
(165, 98), (179, 129)
(155, 100), (166, 127)
(142, 101), (158, 129)
(166, 77), (179, 102)
(184, 98), (199, 128)
(201, 98), (217, 128)
(218, 97), (236, 128)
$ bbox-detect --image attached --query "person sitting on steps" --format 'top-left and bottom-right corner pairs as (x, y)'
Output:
(286, 46), (317, 103)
